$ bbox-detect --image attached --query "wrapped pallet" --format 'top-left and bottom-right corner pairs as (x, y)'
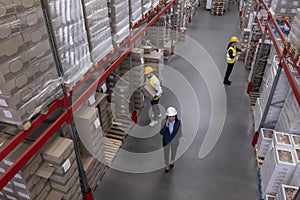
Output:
(0, 0), (62, 126)
(41, 0), (93, 89)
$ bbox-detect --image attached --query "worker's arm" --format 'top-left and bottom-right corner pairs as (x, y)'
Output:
(153, 80), (162, 97)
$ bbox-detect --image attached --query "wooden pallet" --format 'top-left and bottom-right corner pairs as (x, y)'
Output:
(211, 11), (224, 16)
(249, 92), (260, 107)
(254, 145), (264, 170)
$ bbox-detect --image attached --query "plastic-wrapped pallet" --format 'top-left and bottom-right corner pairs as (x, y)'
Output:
(152, 0), (160, 8)
(82, 0), (113, 64)
(277, 184), (299, 200)
(142, 0), (152, 15)
(129, 0), (143, 25)
(0, 0), (63, 126)
(261, 146), (297, 196)
(108, 0), (130, 46)
(41, 0), (93, 89)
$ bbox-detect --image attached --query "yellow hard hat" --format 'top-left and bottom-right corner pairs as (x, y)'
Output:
(230, 36), (239, 43)
(144, 66), (153, 75)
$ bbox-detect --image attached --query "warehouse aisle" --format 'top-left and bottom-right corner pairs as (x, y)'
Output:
(94, 5), (260, 200)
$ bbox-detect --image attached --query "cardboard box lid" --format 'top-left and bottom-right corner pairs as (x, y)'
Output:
(42, 136), (73, 158)
(45, 190), (63, 200)
(35, 162), (55, 179)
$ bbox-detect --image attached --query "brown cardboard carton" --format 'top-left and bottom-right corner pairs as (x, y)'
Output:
(16, 7), (44, 30)
(0, 14), (20, 41)
(0, 34), (25, 62)
(0, 0), (17, 17)
(0, 51), (31, 83)
(42, 137), (74, 165)
(21, 24), (48, 49)
(45, 190), (63, 200)
(50, 171), (80, 194)
(14, 177), (46, 200)
(143, 83), (156, 99)
(35, 162), (55, 179)
(53, 152), (76, 176)
(34, 180), (51, 200)
(27, 39), (52, 60)
(49, 161), (78, 185)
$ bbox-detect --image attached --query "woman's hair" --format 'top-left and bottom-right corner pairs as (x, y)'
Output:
(227, 42), (236, 49)
(166, 115), (178, 120)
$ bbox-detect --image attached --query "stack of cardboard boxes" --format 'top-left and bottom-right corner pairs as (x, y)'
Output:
(82, 0), (113, 64)
(74, 106), (106, 164)
(42, 136), (82, 200)
(143, 49), (164, 82)
(108, 0), (130, 46)
(0, 0), (62, 126)
(0, 136), (63, 200)
(41, 0), (93, 88)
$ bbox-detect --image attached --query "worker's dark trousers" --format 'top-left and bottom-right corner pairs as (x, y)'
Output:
(163, 142), (179, 165)
(151, 99), (160, 121)
(224, 62), (235, 81)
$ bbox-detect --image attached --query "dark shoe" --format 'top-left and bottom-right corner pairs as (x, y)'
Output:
(223, 80), (231, 85)
(165, 166), (170, 172)
(170, 162), (174, 168)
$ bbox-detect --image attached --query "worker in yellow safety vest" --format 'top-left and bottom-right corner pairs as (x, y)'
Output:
(144, 66), (162, 127)
(223, 36), (244, 85)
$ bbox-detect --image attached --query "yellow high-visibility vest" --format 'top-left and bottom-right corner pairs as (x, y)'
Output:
(227, 46), (237, 64)
(149, 75), (161, 100)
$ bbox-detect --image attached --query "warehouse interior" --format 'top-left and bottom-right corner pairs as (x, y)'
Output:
(0, 0), (299, 200)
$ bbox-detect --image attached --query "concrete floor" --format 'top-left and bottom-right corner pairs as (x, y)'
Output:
(94, 4), (260, 200)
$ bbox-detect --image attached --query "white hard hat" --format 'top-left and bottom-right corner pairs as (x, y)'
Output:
(166, 107), (177, 116)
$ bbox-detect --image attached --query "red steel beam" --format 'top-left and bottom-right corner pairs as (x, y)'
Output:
(266, 23), (282, 58)
(255, 15), (264, 36)
(0, 111), (67, 191)
(0, 98), (63, 162)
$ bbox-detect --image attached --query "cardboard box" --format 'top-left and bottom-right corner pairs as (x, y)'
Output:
(45, 190), (63, 200)
(0, 14), (21, 41)
(273, 132), (293, 151)
(42, 137), (74, 165)
(49, 161), (78, 185)
(278, 184), (299, 200)
(53, 152), (76, 176)
(0, 34), (25, 62)
(143, 83), (156, 99)
(16, 6), (45, 30)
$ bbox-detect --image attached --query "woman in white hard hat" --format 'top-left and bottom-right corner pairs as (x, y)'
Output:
(144, 66), (162, 127)
(224, 36), (243, 85)
(160, 107), (185, 172)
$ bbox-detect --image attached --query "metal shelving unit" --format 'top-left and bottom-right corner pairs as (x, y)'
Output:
(0, 1), (176, 199)
(250, 0), (300, 146)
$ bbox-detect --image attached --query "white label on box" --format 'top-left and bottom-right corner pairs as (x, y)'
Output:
(0, 89), (2, 95)
(4, 159), (13, 166)
(0, 141), (4, 147)
(3, 186), (13, 193)
(94, 118), (100, 129)
(62, 159), (71, 173)
(18, 192), (30, 199)
(281, 0), (287, 4)
(101, 83), (107, 92)
(13, 181), (26, 189)
(0, 191), (3, 195)
(0, 99), (8, 107)
(3, 110), (13, 118)
(0, 167), (5, 173)
(88, 95), (96, 105)
(14, 173), (22, 179)
(6, 195), (17, 200)
(293, 1), (299, 5)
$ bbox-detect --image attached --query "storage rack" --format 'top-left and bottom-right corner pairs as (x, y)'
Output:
(249, 0), (300, 147)
(0, 1), (176, 199)
(244, 1), (300, 198)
